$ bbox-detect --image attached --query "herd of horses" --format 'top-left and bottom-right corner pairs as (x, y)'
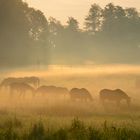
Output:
(0, 77), (131, 107)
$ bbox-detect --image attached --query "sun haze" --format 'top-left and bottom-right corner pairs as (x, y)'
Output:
(26, 0), (140, 26)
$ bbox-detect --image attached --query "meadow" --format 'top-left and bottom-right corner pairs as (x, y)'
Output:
(0, 65), (140, 139)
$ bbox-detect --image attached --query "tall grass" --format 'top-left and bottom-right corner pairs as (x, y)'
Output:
(0, 118), (139, 140)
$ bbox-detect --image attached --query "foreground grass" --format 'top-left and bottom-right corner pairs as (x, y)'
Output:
(0, 117), (139, 140)
(0, 94), (140, 140)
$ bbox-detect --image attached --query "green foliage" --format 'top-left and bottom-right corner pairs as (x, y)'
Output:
(52, 128), (68, 140)
(88, 127), (102, 140)
(0, 0), (49, 68)
(28, 121), (45, 140)
(0, 118), (139, 140)
(0, 1), (140, 67)
(70, 118), (87, 140)
(66, 17), (79, 32)
(85, 4), (102, 33)
(49, 3), (140, 65)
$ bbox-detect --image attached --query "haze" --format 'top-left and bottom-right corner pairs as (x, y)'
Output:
(27, 0), (140, 26)
(0, 1), (140, 139)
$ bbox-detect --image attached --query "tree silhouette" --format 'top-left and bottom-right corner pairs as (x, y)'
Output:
(0, 0), (49, 68)
(0, 1), (140, 66)
(85, 4), (102, 34)
(66, 17), (79, 32)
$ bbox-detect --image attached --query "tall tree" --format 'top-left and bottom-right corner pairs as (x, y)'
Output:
(66, 17), (79, 32)
(102, 3), (117, 34)
(85, 4), (102, 33)
(0, 0), (49, 68)
(28, 8), (49, 65)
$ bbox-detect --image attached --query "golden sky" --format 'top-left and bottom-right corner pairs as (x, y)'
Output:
(26, 0), (140, 26)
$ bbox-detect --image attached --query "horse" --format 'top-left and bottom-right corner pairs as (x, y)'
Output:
(0, 77), (17, 90)
(99, 89), (131, 107)
(0, 76), (40, 90)
(35, 85), (56, 94)
(69, 88), (93, 102)
(23, 76), (40, 88)
(35, 85), (69, 99)
(135, 78), (140, 90)
(9, 82), (35, 97)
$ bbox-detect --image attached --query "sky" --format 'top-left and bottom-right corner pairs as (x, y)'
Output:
(26, 0), (140, 26)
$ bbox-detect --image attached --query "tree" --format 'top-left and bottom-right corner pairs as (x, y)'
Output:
(66, 17), (79, 32)
(125, 8), (139, 19)
(101, 3), (117, 34)
(85, 4), (102, 33)
(0, 0), (49, 68)
(28, 8), (49, 66)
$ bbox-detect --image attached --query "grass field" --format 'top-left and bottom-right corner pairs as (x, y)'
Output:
(0, 65), (140, 139)
(0, 91), (139, 139)
(0, 103), (140, 140)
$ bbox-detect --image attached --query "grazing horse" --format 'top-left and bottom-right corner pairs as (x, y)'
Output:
(69, 88), (93, 102)
(135, 79), (140, 90)
(0, 77), (17, 90)
(9, 82), (35, 97)
(23, 77), (40, 88)
(35, 85), (56, 94)
(0, 76), (40, 89)
(99, 89), (131, 107)
(56, 87), (69, 94)
(35, 85), (69, 98)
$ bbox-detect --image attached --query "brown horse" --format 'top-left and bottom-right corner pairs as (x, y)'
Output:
(9, 82), (35, 97)
(35, 85), (69, 99)
(99, 89), (131, 107)
(0, 77), (17, 90)
(35, 85), (56, 94)
(0, 76), (40, 89)
(135, 78), (140, 90)
(23, 77), (40, 88)
(69, 88), (93, 102)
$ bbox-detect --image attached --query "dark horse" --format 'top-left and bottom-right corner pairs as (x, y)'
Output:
(0, 76), (40, 90)
(99, 89), (131, 107)
(69, 88), (93, 102)
(35, 85), (69, 98)
(9, 82), (35, 97)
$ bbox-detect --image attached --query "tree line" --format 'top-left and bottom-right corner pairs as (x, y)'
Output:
(0, 0), (140, 68)
(0, 0), (49, 68)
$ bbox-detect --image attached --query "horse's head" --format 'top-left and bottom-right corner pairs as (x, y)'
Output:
(116, 89), (128, 97)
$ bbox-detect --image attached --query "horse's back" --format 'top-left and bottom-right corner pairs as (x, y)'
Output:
(70, 88), (92, 101)
(99, 89), (128, 100)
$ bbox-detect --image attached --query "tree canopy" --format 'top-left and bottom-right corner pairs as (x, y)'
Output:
(0, 0), (49, 68)
(0, 1), (140, 68)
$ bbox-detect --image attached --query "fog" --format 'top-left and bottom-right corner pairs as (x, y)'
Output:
(0, 1), (140, 121)
(0, 1), (140, 139)
(1, 64), (140, 105)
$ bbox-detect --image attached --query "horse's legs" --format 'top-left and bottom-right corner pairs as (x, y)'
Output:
(100, 99), (105, 106)
(116, 100), (120, 107)
(19, 89), (25, 98)
(32, 90), (36, 98)
(9, 89), (14, 98)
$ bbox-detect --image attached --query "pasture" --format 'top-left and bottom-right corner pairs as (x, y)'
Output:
(0, 65), (140, 139)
